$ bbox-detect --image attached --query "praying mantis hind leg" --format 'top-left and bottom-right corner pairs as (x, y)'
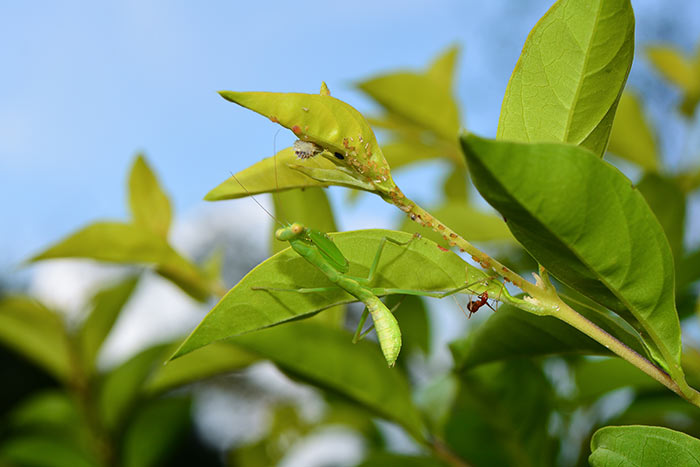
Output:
(357, 234), (422, 285)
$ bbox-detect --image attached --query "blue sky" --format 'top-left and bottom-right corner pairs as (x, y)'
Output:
(2, 0), (700, 274)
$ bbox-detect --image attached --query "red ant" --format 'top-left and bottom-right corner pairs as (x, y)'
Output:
(465, 291), (497, 319)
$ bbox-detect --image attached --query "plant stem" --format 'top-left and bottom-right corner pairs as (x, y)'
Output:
(385, 190), (700, 407)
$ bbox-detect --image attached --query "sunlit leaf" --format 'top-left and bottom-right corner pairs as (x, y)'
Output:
(204, 148), (332, 200)
(173, 230), (497, 359)
(357, 71), (460, 140)
(30, 222), (212, 302)
(462, 134), (682, 378)
(590, 425), (700, 466)
(607, 92), (659, 171)
(0, 296), (71, 382)
(128, 154), (172, 238)
(219, 89), (397, 195)
(647, 45), (700, 116)
(400, 201), (514, 245)
(498, 0), (634, 157)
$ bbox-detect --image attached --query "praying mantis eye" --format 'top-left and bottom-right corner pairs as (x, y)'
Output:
(293, 140), (323, 159)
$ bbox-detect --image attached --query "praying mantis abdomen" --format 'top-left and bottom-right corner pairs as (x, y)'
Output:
(363, 295), (401, 367)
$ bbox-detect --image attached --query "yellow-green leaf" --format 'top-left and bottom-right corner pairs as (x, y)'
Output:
(128, 155), (172, 238)
(607, 92), (659, 171)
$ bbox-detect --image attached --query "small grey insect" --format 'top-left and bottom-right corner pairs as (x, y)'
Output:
(293, 140), (324, 159)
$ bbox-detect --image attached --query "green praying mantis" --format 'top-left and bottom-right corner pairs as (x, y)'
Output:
(254, 222), (493, 366)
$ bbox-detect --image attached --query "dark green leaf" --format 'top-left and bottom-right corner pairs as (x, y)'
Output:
(450, 300), (649, 371)
(637, 173), (686, 262)
(128, 154), (172, 238)
(231, 321), (426, 440)
(498, 0), (634, 157)
(79, 276), (140, 373)
(173, 229), (495, 359)
(0, 296), (71, 382)
(120, 397), (191, 467)
(445, 362), (557, 467)
(145, 342), (256, 394)
(590, 425), (700, 466)
(461, 134), (681, 377)
(358, 453), (448, 467)
(0, 436), (98, 467)
(574, 358), (664, 401)
(98, 343), (169, 431)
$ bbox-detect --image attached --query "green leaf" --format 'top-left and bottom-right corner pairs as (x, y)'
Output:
(647, 46), (698, 92)
(574, 357), (664, 400)
(590, 425), (700, 466)
(0, 296), (72, 382)
(498, 0), (634, 157)
(357, 65), (460, 140)
(358, 453), (448, 467)
(231, 321), (426, 440)
(128, 154), (172, 238)
(380, 140), (447, 171)
(445, 362), (557, 466)
(0, 436), (98, 467)
(450, 301), (649, 371)
(145, 342), (256, 394)
(173, 229), (494, 359)
(426, 45), (460, 90)
(461, 134), (682, 378)
(121, 396), (191, 467)
(607, 92), (659, 171)
(79, 276), (140, 373)
(204, 147), (333, 201)
(98, 343), (169, 431)
(8, 390), (80, 431)
(647, 45), (700, 116)
(637, 173), (686, 262)
(30, 222), (212, 302)
(219, 89), (398, 195)
(400, 201), (514, 245)
(385, 295), (430, 356)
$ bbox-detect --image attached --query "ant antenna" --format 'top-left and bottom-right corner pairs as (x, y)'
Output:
(229, 171), (284, 228)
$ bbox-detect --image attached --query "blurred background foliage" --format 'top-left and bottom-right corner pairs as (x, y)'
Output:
(3, 4), (700, 467)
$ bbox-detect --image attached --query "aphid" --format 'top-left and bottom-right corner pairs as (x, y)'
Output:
(334, 152), (345, 160)
(293, 140), (323, 159)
